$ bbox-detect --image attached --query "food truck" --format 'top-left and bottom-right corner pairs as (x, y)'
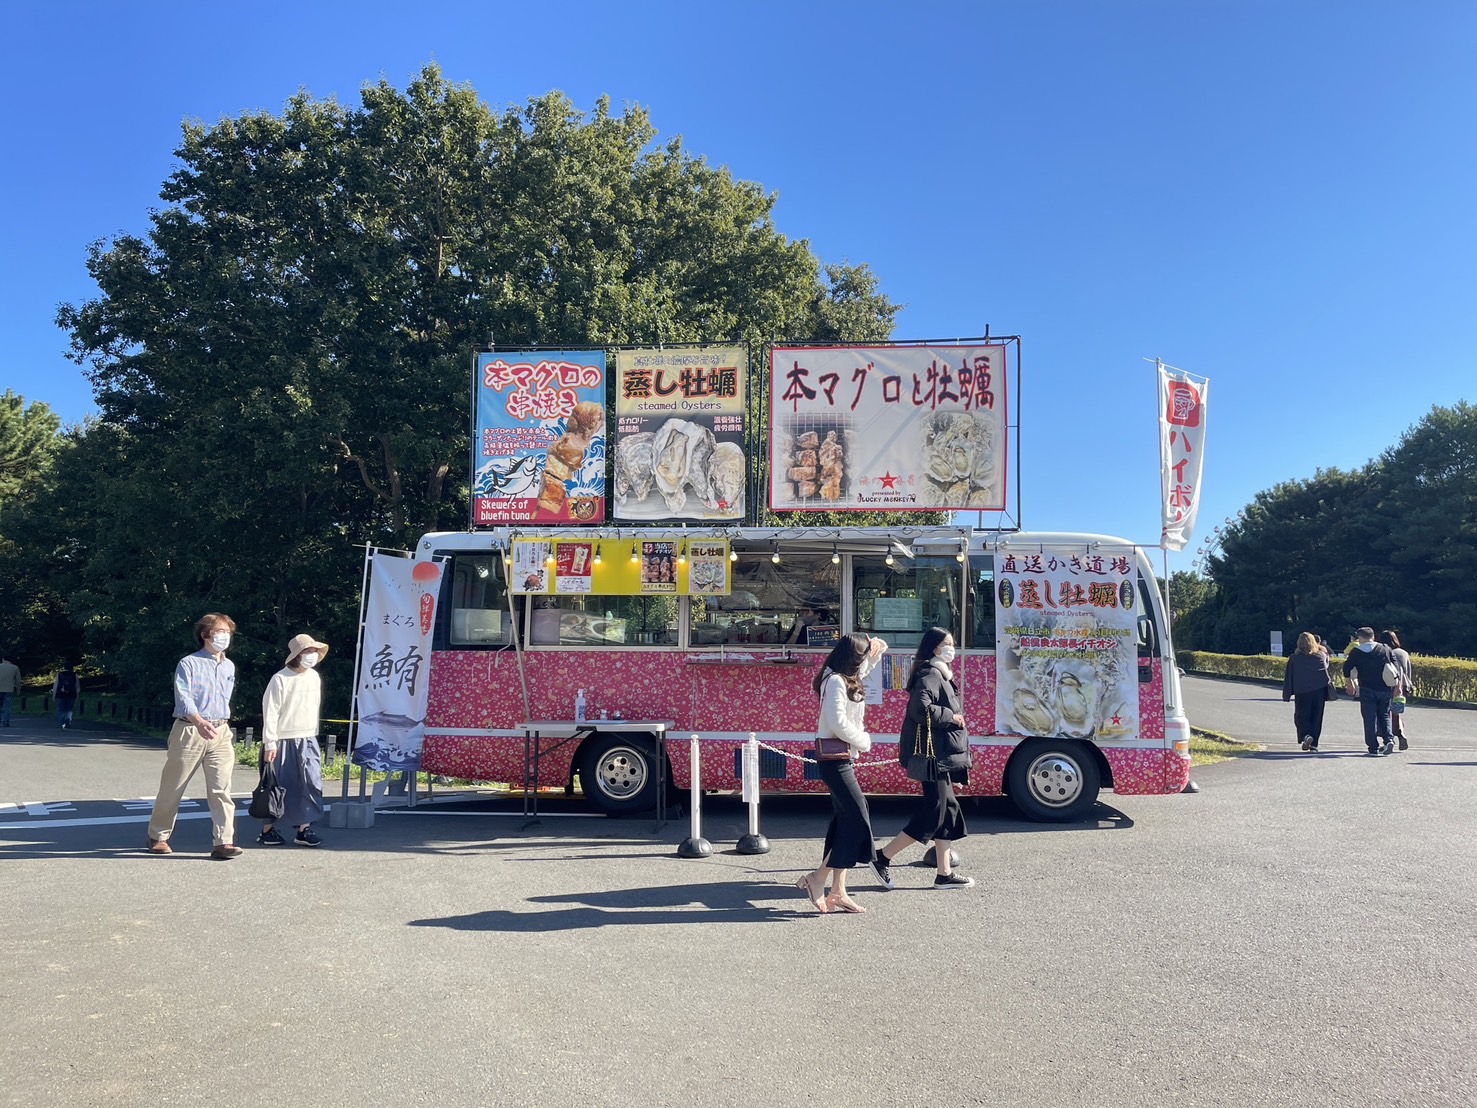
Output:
(357, 339), (1191, 820)
(411, 525), (1191, 821)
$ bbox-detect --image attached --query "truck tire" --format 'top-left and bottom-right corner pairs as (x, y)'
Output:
(1006, 738), (1101, 822)
(578, 733), (658, 817)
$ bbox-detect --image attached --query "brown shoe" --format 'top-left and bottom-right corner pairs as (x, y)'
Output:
(210, 844), (243, 860)
(146, 838), (172, 855)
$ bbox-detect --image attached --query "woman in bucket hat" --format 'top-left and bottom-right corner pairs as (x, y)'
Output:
(258, 633), (329, 847)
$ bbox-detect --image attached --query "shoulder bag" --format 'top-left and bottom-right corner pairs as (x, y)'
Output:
(815, 736), (853, 761)
(904, 713), (937, 783)
(248, 759), (287, 821)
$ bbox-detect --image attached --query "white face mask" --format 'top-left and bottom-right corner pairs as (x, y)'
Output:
(209, 632), (231, 652)
(1357, 642), (1376, 652)
(936, 644), (956, 664)
(299, 652), (320, 669)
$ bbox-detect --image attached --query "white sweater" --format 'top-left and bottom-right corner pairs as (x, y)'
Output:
(817, 655), (878, 752)
(261, 667), (322, 749)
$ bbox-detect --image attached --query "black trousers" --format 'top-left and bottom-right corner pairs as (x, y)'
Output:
(1292, 693), (1327, 747)
(818, 759), (875, 869)
(901, 775), (969, 843)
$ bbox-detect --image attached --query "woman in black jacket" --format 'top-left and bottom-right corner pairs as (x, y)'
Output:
(1282, 631), (1332, 752)
(872, 627), (975, 889)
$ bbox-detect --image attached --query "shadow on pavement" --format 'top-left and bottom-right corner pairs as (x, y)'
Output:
(408, 879), (806, 930)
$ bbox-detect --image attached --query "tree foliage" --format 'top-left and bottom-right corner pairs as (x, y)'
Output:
(1176, 402), (1477, 658)
(46, 65), (903, 707)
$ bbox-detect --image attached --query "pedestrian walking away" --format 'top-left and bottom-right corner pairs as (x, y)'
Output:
(53, 662), (79, 728)
(0, 653), (21, 727)
(146, 613), (243, 858)
(1342, 626), (1398, 757)
(874, 627), (976, 889)
(258, 633), (329, 848)
(794, 632), (887, 914)
(1380, 630), (1413, 751)
(1282, 631), (1332, 752)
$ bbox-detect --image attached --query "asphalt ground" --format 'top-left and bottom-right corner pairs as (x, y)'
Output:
(2, 678), (1474, 1108)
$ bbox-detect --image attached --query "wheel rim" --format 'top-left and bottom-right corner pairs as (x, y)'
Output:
(1024, 750), (1085, 810)
(592, 745), (649, 801)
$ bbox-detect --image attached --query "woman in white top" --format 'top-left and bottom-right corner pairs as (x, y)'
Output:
(795, 632), (887, 914)
(258, 633), (329, 847)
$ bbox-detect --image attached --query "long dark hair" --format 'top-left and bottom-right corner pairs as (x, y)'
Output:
(1380, 630), (1403, 650)
(907, 626), (951, 687)
(814, 632), (871, 702)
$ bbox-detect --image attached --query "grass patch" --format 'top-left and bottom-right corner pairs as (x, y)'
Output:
(1189, 726), (1262, 767)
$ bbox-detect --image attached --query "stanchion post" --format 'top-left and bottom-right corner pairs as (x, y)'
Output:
(677, 734), (712, 858)
(736, 731), (770, 854)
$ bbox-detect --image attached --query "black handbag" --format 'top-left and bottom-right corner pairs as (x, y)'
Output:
(904, 713), (937, 782)
(249, 759), (287, 821)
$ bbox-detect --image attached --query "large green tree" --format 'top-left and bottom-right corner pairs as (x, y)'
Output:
(53, 65), (902, 709)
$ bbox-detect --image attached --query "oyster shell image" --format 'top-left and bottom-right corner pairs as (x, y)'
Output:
(614, 432), (656, 507)
(708, 441), (745, 516)
(1054, 666), (1098, 739)
(652, 418), (717, 513)
(1011, 686), (1057, 735)
(918, 411), (1001, 508)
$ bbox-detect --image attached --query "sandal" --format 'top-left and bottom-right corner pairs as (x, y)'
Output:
(794, 873), (829, 913)
(825, 892), (867, 914)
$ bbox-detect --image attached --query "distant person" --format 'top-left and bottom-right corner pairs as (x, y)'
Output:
(0, 653), (19, 727)
(874, 627), (975, 888)
(1281, 632), (1332, 752)
(146, 613), (243, 858)
(1380, 630), (1413, 751)
(1342, 626), (1398, 757)
(257, 633), (329, 848)
(794, 632), (887, 914)
(52, 662), (79, 729)
(784, 604), (830, 646)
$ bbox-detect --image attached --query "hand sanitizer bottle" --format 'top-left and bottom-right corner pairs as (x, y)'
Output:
(575, 688), (587, 723)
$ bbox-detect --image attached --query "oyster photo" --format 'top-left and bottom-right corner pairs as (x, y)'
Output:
(651, 418), (717, 513)
(708, 440), (745, 515)
(1011, 686), (1058, 735)
(919, 411), (1000, 508)
(614, 432), (656, 508)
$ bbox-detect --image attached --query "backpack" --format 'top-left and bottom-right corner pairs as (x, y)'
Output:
(55, 670), (78, 698)
(1381, 660), (1401, 687)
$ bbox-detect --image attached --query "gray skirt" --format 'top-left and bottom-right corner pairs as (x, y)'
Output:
(273, 737), (325, 827)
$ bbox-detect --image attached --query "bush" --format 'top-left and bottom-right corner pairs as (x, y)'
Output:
(1177, 651), (1477, 704)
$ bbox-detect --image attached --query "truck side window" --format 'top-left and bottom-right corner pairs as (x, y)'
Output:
(964, 554), (995, 649)
(439, 553), (513, 649)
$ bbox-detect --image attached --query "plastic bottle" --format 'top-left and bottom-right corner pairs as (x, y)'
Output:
(575, 688), (587, 723)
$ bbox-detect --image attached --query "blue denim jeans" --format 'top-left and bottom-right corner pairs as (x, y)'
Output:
(1359, 689), (1393, 751)
(0, 692), (11, 725)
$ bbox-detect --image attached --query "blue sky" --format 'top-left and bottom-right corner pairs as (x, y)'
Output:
(3, 1), (1473, 573)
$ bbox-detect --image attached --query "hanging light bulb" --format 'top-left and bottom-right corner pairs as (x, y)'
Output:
(956, 544), (966, 563)
(771, 542), (780, 564)
(678, 542), (687, 565)
(885, 551), (894, 566)
(630, 544), (639, 563)
(729, 546), (738, 562)
(593, 543), (602, 566)
(831, 543), (840, 565)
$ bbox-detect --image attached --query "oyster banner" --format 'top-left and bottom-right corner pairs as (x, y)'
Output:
(1158, 363), (1208, 552)
(993, 546), (1140, 743)
(613, 345), (748, 521)
(768, 343), (1008, 512)
(472, 350), (607, 525)
(352, 553), (443, 772)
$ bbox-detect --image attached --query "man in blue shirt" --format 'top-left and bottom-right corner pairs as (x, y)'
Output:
(146, 613), (243, 858)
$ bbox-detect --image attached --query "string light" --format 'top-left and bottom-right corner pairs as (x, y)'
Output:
(771, 542), (780, 564)
(885, 551), (894, 566)
(630, 544), (639, 563)
(831, 543), (840, 565)
(729, 546), (738, 562)
(678, 542), (687, 565)
(593, 543), (602, 566)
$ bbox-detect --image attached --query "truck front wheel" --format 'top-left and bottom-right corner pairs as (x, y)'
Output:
(578, 734), (658, 817)
(1006, 738), (1101, 822)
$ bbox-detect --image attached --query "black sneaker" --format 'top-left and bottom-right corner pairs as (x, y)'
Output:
(1379, 740), (1395, 756)
(934, 873), (975, 889)
(295, 827), (323, 847)
(870, 850), (895, 891)
(257, 827), (285, 846)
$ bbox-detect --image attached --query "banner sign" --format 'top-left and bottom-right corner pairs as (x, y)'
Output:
(353, 555), (444, 772)
(472, 350), (607, 525)
(994, 547), (1139, 743)
(1158, 364), (1208, 552)
(613, 345), (748, 521)
(510, 538), (730, 596)
(768, 344), (1008, 512)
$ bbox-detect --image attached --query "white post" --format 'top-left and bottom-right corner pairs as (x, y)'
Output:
(736, 732), (769, 855)
(677, 734), (712, 858)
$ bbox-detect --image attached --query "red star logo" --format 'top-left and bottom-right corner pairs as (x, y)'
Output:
(1111, 713), (1122, 726)
(878, 472), (899, 490)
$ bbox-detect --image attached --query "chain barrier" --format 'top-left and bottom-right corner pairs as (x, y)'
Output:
(751, 737), (893, 770)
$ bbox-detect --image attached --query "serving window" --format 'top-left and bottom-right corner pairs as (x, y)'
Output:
(851, 554), (963, 653)
(439, 553), (515, 649)
(529, 594), (678, 647)
(688, 552), (840, 647)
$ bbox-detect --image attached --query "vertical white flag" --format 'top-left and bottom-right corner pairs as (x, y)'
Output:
(1158, 364), (1208, 552)
(352, 554), (443, 772)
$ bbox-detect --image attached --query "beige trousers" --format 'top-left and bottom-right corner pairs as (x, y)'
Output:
(147, 720), (236, 846)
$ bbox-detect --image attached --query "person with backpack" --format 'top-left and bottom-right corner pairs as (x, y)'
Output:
(1342, 626), (1398, 757)
(52, 662), (79, 728)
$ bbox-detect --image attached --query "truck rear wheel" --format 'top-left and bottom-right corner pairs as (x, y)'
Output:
(1006, 738), (1101, 822)
(578, 733), (658, 817)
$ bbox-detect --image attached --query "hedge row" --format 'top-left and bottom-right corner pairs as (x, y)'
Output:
(1177, 651), (1477, 705)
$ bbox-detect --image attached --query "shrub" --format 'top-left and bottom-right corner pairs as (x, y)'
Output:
(1177, 651), (1477, 704)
